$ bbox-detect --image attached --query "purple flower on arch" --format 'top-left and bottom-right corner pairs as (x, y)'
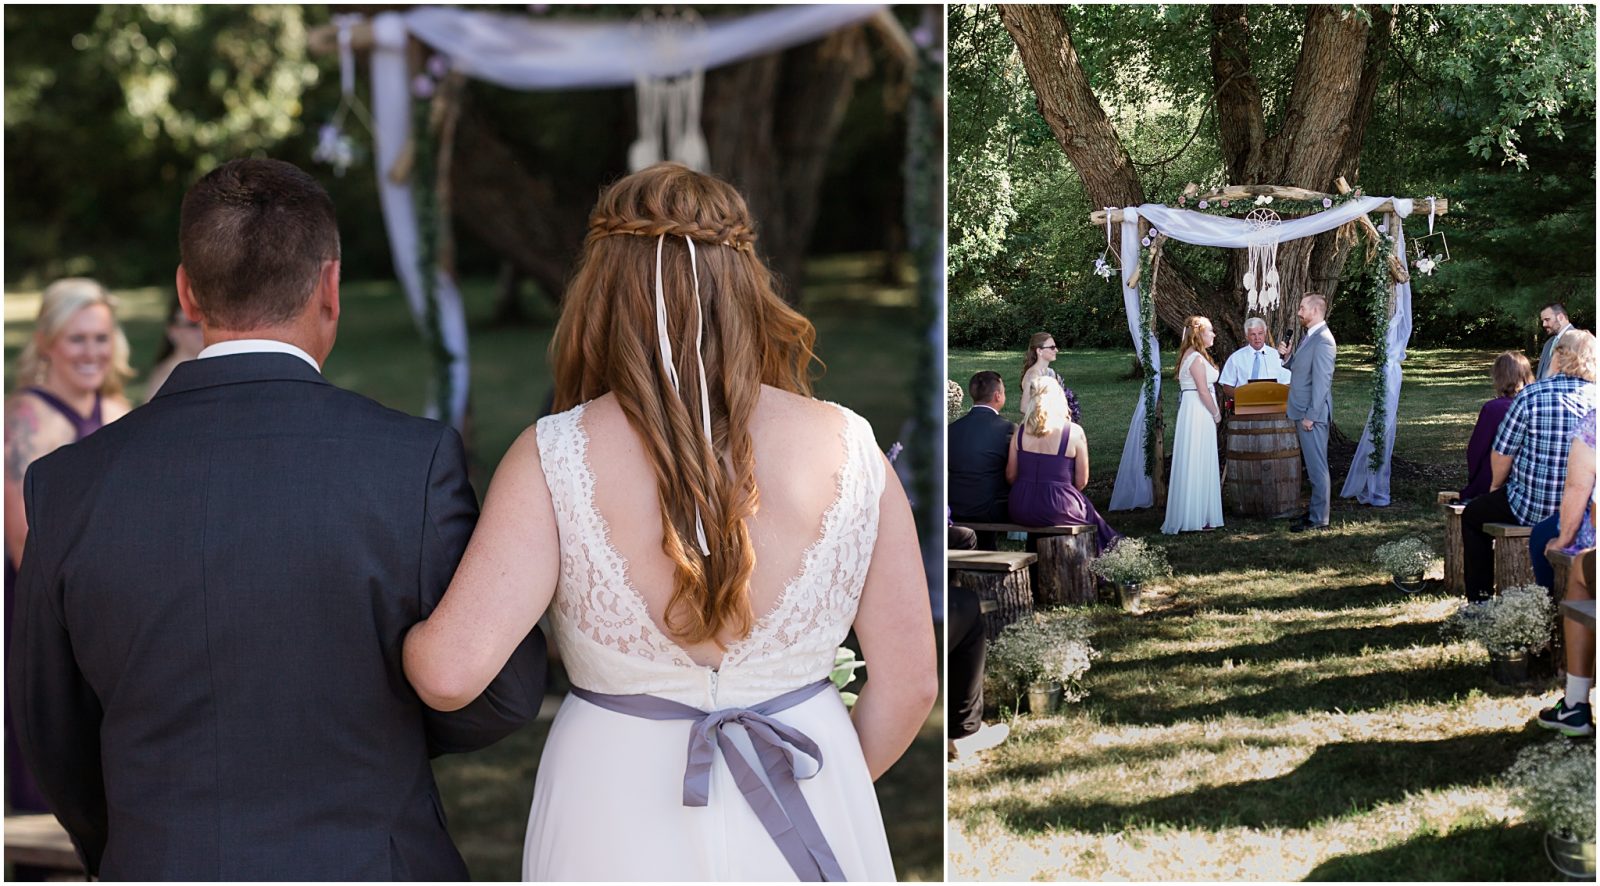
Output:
(1322, 197), (1333, 208)
(411, 74), (436, 99)
(1198, 200), (1209, 209)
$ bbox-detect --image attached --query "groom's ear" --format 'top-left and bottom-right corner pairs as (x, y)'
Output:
(175, 265), (204, 325)
(316, 260), (341, 325)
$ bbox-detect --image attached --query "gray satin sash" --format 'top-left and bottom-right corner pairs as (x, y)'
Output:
(569, 678), (846, 882)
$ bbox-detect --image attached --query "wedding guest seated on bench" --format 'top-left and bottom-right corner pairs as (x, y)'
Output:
(1461, 352), (1533, 501)
(1462, 331), (1596, 601)
(1530, 406), (1595, 595)
(949, 371), (1015, 546)
(1006, 376), (1120, 555)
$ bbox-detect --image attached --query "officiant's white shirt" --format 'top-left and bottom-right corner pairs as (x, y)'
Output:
(1219, 344), (1290, 388)
(198, 339), (322, 372)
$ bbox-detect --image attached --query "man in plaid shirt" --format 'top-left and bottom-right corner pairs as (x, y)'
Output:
(1461, 331), (1597, 601)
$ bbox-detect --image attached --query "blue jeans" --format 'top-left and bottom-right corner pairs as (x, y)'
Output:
(1530, 512), (1563, 592)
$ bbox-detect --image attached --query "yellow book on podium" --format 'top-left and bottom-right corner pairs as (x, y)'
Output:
(1234, 381), (1289, 415)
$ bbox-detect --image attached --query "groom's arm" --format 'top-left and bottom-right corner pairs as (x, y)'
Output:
(1309, 339), (1336, 422)
(416, 425), (549, 756)
(7, 467), (108, 876)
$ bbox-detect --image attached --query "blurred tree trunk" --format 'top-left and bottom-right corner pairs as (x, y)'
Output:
(999, 4), (1390, 357)
(446, 27), (874, 309)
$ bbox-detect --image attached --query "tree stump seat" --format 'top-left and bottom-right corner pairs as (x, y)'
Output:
(947, 550), (1038, 640)
(1437, 491), (1465, 595)
(1484, 522), (1536, 592)
(952, 522), (1099, 607)
(1550, 548), (1577, 595)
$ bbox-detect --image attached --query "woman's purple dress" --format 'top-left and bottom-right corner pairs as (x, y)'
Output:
(1007, 425), (1121, 554)
(6, 387), (103, 814)
(1461, 396), (1513, 500)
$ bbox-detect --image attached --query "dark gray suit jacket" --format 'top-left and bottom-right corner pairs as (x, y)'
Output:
(8, 353), (547, 880)
(1285, 324), (1336, 424)
(947, 406), (1015, 523)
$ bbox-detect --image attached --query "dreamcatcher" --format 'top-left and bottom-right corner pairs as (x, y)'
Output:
(1243, 207), (1282, 311)
(1409, 196), (1449, 276)
(628, 8), (710, 173)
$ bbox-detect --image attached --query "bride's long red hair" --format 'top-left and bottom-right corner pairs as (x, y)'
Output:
(550, 163), (821, 647)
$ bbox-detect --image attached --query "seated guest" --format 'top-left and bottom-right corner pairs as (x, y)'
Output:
(947, 584), (1008, 763)
(1461, 352), (1534, 500)
(1006, 376), (1121, 554)
(1530, 407), (1595, 594)
(949, 371), (1014, 531)
(1218, 316), (1291, 400)
(143, 294), (206, 401)
(1538, 547), (1595, 737)
(1462, 331), (1597, 600)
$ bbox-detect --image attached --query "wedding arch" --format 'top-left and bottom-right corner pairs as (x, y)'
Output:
(308, 5), (908, 429)
(1089, 181), (1450, 512)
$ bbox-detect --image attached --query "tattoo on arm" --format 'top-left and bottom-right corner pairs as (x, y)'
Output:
(5, 399), (41, 484)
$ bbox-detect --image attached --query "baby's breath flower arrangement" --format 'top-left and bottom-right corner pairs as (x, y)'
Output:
(1374, 537), (1436, 578)
(1089, 537), (1172, 586)
(946, 378), (966, 419)
(985, 609), (1099, 706)
(1446, 585), (1556, 656)
(1507, 740), (1596, 842)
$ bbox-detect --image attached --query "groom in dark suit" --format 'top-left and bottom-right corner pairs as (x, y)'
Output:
(1279, 293), (1337, 531)
(8, 158), (547, 880)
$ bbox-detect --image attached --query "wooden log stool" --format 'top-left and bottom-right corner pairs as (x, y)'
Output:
(1485, 523), (1536, 592)
(952, 522), (1097, 606)
(1438, 491), (1465, 595)
(948, 550), (1038, 640)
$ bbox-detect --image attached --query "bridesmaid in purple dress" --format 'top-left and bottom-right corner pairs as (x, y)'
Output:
(1006, 376), (1121, 554)
(4, 278), (133, 815)
(1460, 351), (1533, 500)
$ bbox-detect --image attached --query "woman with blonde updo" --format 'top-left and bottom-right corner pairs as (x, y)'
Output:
(1005, 375), (1121, 553)
(4, 277), (134, 816)
(1161, 315), (1225, 534)
(403, 163), (934, 881)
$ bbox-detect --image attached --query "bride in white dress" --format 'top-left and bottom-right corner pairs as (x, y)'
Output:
(1161, 315), (1225, 534)
(401, 163), (938, 881)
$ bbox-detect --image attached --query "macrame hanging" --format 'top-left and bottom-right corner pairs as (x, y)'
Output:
(628, 8), (710, 172)
(1243, 207), (1282, 311)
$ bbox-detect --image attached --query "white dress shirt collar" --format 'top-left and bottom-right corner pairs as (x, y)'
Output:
(1306, 321), (1328, 339)
(198, 339), (321, 372)
(972, 404), (1000, 415)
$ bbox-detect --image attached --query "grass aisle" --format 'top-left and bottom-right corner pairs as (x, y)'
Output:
(948, 348), (1561, 881)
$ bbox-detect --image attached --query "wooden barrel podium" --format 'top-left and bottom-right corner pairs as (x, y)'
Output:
(1225, 382), (1301, 517)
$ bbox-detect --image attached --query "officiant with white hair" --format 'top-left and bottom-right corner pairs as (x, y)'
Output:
(1219, 317), (1291, 400)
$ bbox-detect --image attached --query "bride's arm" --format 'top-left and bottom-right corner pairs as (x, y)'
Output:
(406, 426), (561, 712)
(850, 461), (939, 780)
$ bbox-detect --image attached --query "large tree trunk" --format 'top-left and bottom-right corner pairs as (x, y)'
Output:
(1001, 4), (1388, 356)
(703, 26), (873, 302)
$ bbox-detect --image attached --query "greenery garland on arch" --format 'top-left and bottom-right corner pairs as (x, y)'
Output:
(1358, 222), (1398, 475)
(1134, 237), (1159, 475)
(410, 75), (455, 425)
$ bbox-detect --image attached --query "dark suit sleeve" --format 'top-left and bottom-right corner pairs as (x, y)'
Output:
(416, 425), (549, 757)
(7, 467), (107, 876)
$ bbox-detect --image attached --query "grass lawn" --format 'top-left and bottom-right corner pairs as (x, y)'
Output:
(947, 345), (1572, 880)
(3, 253), (942, 881)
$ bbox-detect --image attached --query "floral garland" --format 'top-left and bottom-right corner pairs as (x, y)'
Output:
(1176, 187), (1366, 218)
(1134, 236), (1159, 476)
(411, 59), (455, 424)
(1360, 221), (1397, 474)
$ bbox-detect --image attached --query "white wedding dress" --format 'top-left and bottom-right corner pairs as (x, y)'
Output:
(522, 401), (896, 882)
(1161, 351), (1225, 534)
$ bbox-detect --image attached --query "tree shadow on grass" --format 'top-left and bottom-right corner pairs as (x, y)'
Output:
(1096, 619), (1451, 677)
(1093, 658), (1488, 727)
(994, 727), (1542, 835)
(1305, 822), (1547, 881)
(1191, 580), (1408, 615)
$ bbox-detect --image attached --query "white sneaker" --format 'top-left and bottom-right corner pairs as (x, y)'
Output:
(950, 722), (1010, 759)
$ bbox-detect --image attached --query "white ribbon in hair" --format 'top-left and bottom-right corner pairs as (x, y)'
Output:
(654, 233), (713, 556)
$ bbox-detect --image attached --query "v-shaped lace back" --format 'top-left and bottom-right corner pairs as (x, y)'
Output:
(535, 400), (885, 708)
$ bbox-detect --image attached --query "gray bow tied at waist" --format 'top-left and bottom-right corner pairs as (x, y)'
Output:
(570, 677), (846, 881)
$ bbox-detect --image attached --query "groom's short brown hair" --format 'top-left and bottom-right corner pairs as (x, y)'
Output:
(179, 158), (340, 330)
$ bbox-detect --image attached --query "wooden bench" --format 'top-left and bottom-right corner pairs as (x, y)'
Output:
(1550, 548), (1577, 596)
(1437, 492), (1465, 594)
(953, 521), (1097, 606)
(948, 550), (1037, 640)
(1484, 522), (1536, 592)
(4, 813), (83, 877)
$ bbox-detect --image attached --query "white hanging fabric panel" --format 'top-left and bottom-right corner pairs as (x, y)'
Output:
(1109, 208), (1159, 511)
(1341, 200), (1417, 506)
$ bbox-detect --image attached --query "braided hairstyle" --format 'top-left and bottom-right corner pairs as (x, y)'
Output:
(550, 162), (820, 647)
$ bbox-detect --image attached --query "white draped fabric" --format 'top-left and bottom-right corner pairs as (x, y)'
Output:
(1106, 195), (1419, 509)
(1342, 204), (1418, 506)
(358, 6), (885, 429)
(1110, 208), (1159, 510)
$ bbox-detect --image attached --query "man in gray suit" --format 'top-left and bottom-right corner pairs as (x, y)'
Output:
(1278, 293), (1336, 531)
(1536, 302), (1574, 379)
